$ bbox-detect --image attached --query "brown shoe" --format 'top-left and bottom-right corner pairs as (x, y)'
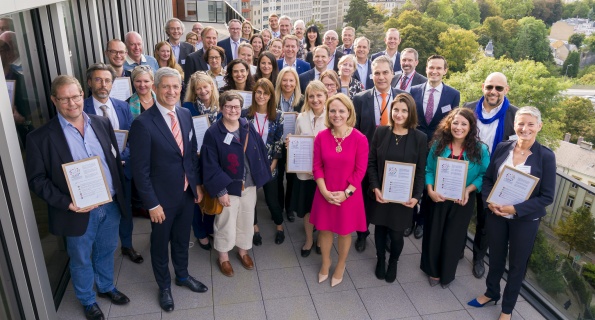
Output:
(217, 259), (234, 277)
(237, 253), (254, 270)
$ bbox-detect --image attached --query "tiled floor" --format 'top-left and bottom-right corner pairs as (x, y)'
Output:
(57, 191), (546, 320)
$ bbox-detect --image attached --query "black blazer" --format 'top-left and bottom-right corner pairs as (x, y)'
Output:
(25, 115), (127, 237)
(391, 72), (427, 90)
(298, 69), (316, 94)
(183, 48), (208, 84)
(371, 51), (401, 72)
(305, 49), (344, 72)
(167, 39), (195, 66)
(353, 87), (407, 143)
(463, 100), (519, 141)
(411, 82), (460, 142)
(218, 37), (248, 66)
(352, 59), (374, 90)
(481, 140), (556, 221)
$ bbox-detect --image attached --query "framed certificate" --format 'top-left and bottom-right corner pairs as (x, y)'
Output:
(62, 156), (112, 210)
(286, 135), (315, 173)
(487, 166), (539, 206)
(381, 161), (416, 204)
(434, 157), (469, 201)
(6, 80), (15, 106)
(282, 112), (298, 138)
(237, 90), (252, 109)
(114, 130), (128, 153)
(109, 77), (133, 101)
(192, 115), (211, 154)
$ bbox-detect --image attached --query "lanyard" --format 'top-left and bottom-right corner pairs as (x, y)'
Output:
(255, 114), (267, 137)
(374, 88), (391, 121)
(449, 143), (464, 160)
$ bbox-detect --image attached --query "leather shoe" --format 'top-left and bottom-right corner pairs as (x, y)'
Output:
(375, 258), (386, 280)
(355, 236), (366, 252)
(121, 247), (144, 264)
(217, 259), (234, 277)
(175, 276), (208, 292)
(286, 210), (295, 222)
(413, 224), (424, 239)
(403, 227), (413, 237)
(252, 232), (263, 246)
(237, 253), (254, 270)
(301, 242), (313, 257)
(159, 288), (174, 311)
(197, 238), (211, 251)
(274, 230), (285, 244)
(473, 260), (485, 278)
(97, 288), (130, 305)
(83, 303), (104, 320)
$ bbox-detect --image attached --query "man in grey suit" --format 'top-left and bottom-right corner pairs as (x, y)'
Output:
(391, 48), (427, 92)
(164, 18), (194, 66)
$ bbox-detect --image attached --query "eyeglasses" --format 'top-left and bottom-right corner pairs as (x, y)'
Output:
(55, 94), (83, 105)
(107, 50), (127, 56)
(485, 85), (505, 92)
(324, 37), (337, 41)
(223, 105), (241, 111)
(208, 56), (222, 61)
(323, 83), (337, 89)
(93, 78), (113, 84)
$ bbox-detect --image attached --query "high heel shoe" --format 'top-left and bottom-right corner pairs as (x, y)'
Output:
(318, 273), (328, 283)
(467, 297), (499, 307)
(331, 267), (345, 287)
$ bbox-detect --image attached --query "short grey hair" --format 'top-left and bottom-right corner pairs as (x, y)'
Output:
(219, 90), (244, 108)
(154, 67), (182, 87)
(354, 36), (370, 48)
(86, 63), (116, 82)
(324, 30), (338, 39)
(401, 48), (418, 61)
(371, 55), (394, 72)
(515, 106), (542, 124)
(342, 27), (356, 35)
(279, 15), (291, 23)
(293, 19), (305, 28)
(164, 18), (185, 36)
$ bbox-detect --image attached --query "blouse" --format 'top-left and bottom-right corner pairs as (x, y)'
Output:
(425, 142), (490, 192)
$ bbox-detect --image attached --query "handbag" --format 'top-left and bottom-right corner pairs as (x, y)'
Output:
(199, 131), (250, 215)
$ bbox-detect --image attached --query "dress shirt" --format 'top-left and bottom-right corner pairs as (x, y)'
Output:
(357, 60), (369, 84)
(230, 38), (240, 60)
(282, 59), (297, 70)
(124, 54), (160, 72)
(92, 97), (120, 130)
(315, 69), (322, 80)
(477, 101), (503, 154)
(326, 50), (336, 70)
(387, 51), (398, 70)
(343, 46), (353, 54)
(373, 88), (393, 126)
(58, 112), (115, 196)
(196, 42), (203, 51)
(423, 83), (444, 118)
(169, 41), (181, 62)
(155, 101), (179, 130)
(272, 30), (281, 38)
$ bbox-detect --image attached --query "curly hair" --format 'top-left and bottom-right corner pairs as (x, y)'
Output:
(221, 59), (254, 91)
(431, 108), (483, 163)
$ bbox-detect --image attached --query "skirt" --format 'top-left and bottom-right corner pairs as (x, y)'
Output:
(289, 178), (317, 218)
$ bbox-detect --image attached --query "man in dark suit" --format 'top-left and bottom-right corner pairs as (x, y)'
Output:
(353, 55), (407, 252)
(164, 18), (194, 66)
(353, 36), (374, 90)
(217, 19), (246, 65)
(391, 48), (427, 92)
(129, 67), (208, 312)
(183, 26), (219, 84)
(463, 72), (518, 279)
(26, 75), (130, 320)
(277, 35), (311, 75)
(299, 45), (330, 93)
(371, 28), (402, 73)
(306, 30), (343, 72)
(338, 27), (355, 54)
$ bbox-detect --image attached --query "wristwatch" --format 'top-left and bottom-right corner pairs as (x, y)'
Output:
(344, 189), (354, 198)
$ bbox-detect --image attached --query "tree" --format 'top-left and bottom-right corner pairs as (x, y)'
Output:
(344, 0), (372, 30)
(562, 51), (580, 78)
(452, 0), (482, 29)
(532, 0), (563, 26)
(586, 35), (595, 52)
(494, 0), (534, 19)
(356, 21), (386, 54)
(578, 71), (595, 85)
(391, 0), (417, 18)
(558, 97), (595, 142)
(412, 0), (434, 12)
(369, 4), (389, 24)
(569, 33), (586, 48)
(512, 17), (552, 63)
(477, 0), (501, 22)
(426, 0), (454, 23)
(437, 28), (480, 73)
(473, 17), (519, 58)
(555, 206), (595, 258)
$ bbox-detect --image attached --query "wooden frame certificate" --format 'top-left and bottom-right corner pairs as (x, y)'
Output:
(109, 77), (133, 101)
(286, 135), (314, 173)
(434, 157), (468, 201)
(282, 112), (298, 138)
(114, 130), (128, 153)
(192, 115), (211, 154)
(237, 91), (252, 109)
(62, 156), (112, 210)
(487, 166), (539, 206)
(381, 161), (416, 204)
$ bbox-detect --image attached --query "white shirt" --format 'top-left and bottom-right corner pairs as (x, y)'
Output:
(373, 89), (393, 126)
(93, 97), (120, 130)
(357, 60), (369, 85)
(252, 112), (269, 144)
(422, 83), (444, 118)
(294, 109), (326, 180)
(477, 101), (503, 154)
(315, 69), (322, 80)
(327, 50), (337, 70)
(282, 59), (297, 70)
(386, 51), (398, 69)
(155, 101), (179, 131)
(397, 72), (415, 92)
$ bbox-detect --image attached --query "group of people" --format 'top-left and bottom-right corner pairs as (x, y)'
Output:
(24, 15), (556, 320)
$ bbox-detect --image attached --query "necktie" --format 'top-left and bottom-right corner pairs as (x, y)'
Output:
(233, 41), (238, 59)
(345, 48), (351, 54)
(99, 105), (108, 118)
(168, 111), (188, 191)
(425, 88), (436, 125)
(380, 92), (389, 126)
(400, 75), (408, 91)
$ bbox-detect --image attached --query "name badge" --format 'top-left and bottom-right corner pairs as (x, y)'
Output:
(516, 165), (531, 174)
(189, 130), (193, 141)
(441, 105), (452, 113)
(224, 133), (234, 145)
(181, 59), (186, 65)
(111, 145), (117, 158)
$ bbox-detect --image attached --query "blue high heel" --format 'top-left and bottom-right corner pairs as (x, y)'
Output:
(467, 297), (499, 307)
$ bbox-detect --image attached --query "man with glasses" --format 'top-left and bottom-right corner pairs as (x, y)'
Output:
(123, 31), (159, 72)
(164, 18), (194, 66)
(184, 26), (219, 84)
(463, 72), (517, 279)
(191, 22), (204, 51)
(217, 19), (245, 65)
(25, 75), (130, 320)
(371, 28), (402, 74)
(293, 19), (306, 59)
(104, 39), (131, 78)
(306, 30), (343, 72)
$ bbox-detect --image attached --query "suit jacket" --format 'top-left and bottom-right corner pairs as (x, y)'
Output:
(481, 140), (556, 221)
(167, 40), (195, 66)
(353, 87), (407, 143)
(129, 105), (200, 210)
(411, 82), (460, 142)
(298, 69), (317, 94)
(217, 37), (248, 66)
(305, 50), (344, 73)
(391, 72), (427, 91)
(463, 100), (519, 141)
(352, 59), (374, 90)
(371, 51), (401, 72)
(183, 49), (208, 84)
(338, 44), (354, 55)
(25, 115), (127, 237)
(277, 58), (311, 75)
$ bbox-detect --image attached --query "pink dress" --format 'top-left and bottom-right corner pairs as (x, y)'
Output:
(309, 128), (369, 235)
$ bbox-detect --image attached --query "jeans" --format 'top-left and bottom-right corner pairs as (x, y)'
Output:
(66, 201), (121, 306)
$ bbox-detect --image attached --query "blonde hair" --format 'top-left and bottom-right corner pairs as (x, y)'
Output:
(337, 54), (357, 76)
(275, 68), (302, 109)
(184, 72), (220, 112)
(301, 80), (327, 114)
(241, 20), (254, 39)
(154, 42), (184, 78)
(324, 93), (356, 128)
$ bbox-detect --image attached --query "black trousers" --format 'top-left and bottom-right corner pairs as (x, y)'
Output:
(151, 188), (195, 290)
(484, 213), (540, 314)
(254, 176), (284, 226)
(375, 225), (404, 261)
(276, 154), (295, 212)
(420, 195), (475, 285)
(357, 175), (372, 238)
(473, 192), (489, 261)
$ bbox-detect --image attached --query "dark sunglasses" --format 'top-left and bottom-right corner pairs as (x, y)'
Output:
(485, 85), (505, 92)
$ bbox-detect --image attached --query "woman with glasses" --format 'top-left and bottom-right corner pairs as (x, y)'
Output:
(185, 32), (200, 52)
(337, 55), (364, 99)
(319, 70), (341, 97)
(221, 59), (254, 92)
(254, 51), (279, 88)
(201, 91), (272, 277)
(203, 46), (226, 90)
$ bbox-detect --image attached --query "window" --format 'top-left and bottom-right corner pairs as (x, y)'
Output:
(566, 195), (575, 208)
(584, 201), (592, 209)
(571, 182), (578, 189)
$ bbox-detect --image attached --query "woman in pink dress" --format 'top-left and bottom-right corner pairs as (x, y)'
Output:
(310, 93), (369, 287)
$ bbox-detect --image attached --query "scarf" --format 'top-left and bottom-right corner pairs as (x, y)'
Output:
(475, 96), (509, 156)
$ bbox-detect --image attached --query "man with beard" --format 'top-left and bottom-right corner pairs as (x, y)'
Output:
(391, 48), (426, 92)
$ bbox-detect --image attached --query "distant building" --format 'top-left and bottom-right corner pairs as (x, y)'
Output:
(484, 40), (494, 57)
(368, 0), (407, 15)
(550, 39), (578, 65)
(550, 19), (595, 41)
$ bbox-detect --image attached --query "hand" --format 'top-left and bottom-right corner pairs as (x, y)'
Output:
(403, 198), (419, 208)
(149, 205), (166, 224)
(323, 191), (341, 206)
(488, 203), (506, 216)
(500, 205), (516, 215)
(428, 189), (445, 203)
(455, 190), (470, 206)
(373, 188), (388, 204)
(284, 134), (291, 148)
(331, 191), (347, 204)
(195, 185), (204, 203)
(68, 203), (96, 213)
(270, 164), (276, 173)
(218, 194), (231, 207)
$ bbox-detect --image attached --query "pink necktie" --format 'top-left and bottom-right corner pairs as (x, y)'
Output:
(425, 88), (436, 125)
(169, 111), (188, 191)
(400, 75), (408, 90)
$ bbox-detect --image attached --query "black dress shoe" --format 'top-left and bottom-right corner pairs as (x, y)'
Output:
(175, 276), (208, 292)
(472, 260), (485, 278)
(385, 260), (397, 283)
(197, 239), (211, 251)
(83, 303), (104, 320)
(159, 288), (174, 311)
(286, 211), (295, 222)
(375, 258), (386, 280)
(253, 232), (263, 246)
(274, 230), (285, 244)
(403, 227), (413, 237)
(97, 288), (130, 305)
(355, 236), (366, 252)
(121, 247), (144, 264)
(301, 242), (313, 257)
(413, 225), (424, 239)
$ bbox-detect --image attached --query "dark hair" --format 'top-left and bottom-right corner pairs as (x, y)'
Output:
(254, 51), (279, 86)
(219, 90), (244, 109)
(431, 108), (482, 163)
(203, 45), (226, 64)
(249, 34), (265, 60)
(305, 25), (322, 51)
(389, 93), (418, 129)
(427, 54), (448, 70)
(86, 63), (116, 82)
(222, 59), (255, 91)
(248, 78), (277, 120)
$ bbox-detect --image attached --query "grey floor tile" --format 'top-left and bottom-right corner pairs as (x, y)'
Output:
(447, 275), (489, 308)
(258, 266), (309, 300)
(252, 241), (300, 271)
(162, 306), (215, 320)
(211, 265), (262, 306)
(466, 307), (522, 320)
(410, 236), (423, 253)
(346, 258), (392, 289)
(57, 290), (111, 320)
(107, 282), (162, 318)
(292, 240), (335, 267)
(396, 253), (427, 284)
(169, 282), (213, 310)
(454, 254), (475, 278)
(513, 301), (546, 320)
(263, 295), (318, 320)
(214, 300), (266, 319)
(358, 285), (419, 319)
(343, 237), (378, 261)
(116, 252), (155, 286)
(285, 217), (307, 244)
(401, 281), (464, 315)
(421, 310), (472, 320)
(401, 237), (421, 255)
(311, 289), (371, 320)
(108, 313), (161, 320)
(131, 217), (152, 235)
(302, 264), (355, 294)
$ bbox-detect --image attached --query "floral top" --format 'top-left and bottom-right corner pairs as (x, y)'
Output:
(340, 77), (365, 99)
(241, 109), (284, 178)
(182, 99), (220, 124)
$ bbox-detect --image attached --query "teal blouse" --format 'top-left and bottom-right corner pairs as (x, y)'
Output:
(425, 142), (490, 192)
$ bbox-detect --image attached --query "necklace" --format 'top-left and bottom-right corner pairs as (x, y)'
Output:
(140, 96), (153, 104)
(395, 134), (404, 145)
(332, 128), (350, 153)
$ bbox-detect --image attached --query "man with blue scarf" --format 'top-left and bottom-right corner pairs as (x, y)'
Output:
(463, 72), (518, 278)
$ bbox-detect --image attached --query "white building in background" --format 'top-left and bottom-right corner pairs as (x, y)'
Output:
(368, 0), (407, 15)
(311, 0), (348, 31)
(249, 0), (347, 31)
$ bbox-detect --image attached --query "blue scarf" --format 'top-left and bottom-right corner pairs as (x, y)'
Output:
(475, 96), (509, 157)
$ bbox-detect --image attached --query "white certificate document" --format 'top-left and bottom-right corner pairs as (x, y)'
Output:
(487, 166), (539, 206)
(109, 77), (133, 101)
(434, 157), (469, 201)
(237, 91), (252, 109)
(215, 75), (225, 89)
(192, 115), (211, 154)
(287, 135), (314, 173)
(381, 161), (416, 204)
(62, 156), (112, 210)
(114, 130), (128, 153)
(282, 112), (298, 138)
(6, 80), (15, 106)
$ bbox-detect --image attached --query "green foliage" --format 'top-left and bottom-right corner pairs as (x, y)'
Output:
(583, 263), (595, 287)
(557, 97), (595, 143)
(391, 0), (418, 18)
(412, 0), (434, 12)
(437, 28), (480, 73)
(569, 33), (586, 48)
(513, 17), (553, 63)
(562, 261), (593, 306)
(473, 17), (519, 58)
(477, 0), (501, 22)
(578, 70), (595, 85)
(305, 19), (324, 33)
(528, 231), (566, 295)
(344, 0), (373, 30)
(531, 0), (563, 26)
(562, 52), (580, 78)
(555, 206), (595, 258)
(426, 0), (480, 29)
(369, 5), (389, 24)
(356, 21), (386, 54)
(585, 35), (595, 53)
(494, 0), (534, 19)
(578, 64), (595, 78)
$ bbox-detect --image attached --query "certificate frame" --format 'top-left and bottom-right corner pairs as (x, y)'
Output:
(109, 77), (133, 101)
(61, 156), (112, 210)
(192, 115), (211, 155)
(6, 80), (16, 106)
(282, 111), (299, 138)
(381, 161), (416, 204)
(434, 157), (469, 201)
(237, 90), (253, 109)
(286, 135), (315, 173)
(486, 165), (540, 206)
(114, 130), (129, 153)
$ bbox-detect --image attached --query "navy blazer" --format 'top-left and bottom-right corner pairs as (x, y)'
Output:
(218, 37), (248, 66)
(305, 50), (344, 72)
(129, 105), (200, 210)
(200, 117), (272, 197)
(353, 87), (407, 143)
(25, 115), (127, 236)
(352, 59), (374, 90)
(183, 49), (208, 84)
(391, 72), (427, 91)
(277, 58), (311, 75)
(371, 51), (401, 72)
(411, 82), (460, 142)
(171, 40), (195, 66)
(298, 69), (316, 94)
(481, 140), (556, 221)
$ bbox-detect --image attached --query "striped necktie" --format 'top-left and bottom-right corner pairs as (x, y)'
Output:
(168, 111), (188, 191)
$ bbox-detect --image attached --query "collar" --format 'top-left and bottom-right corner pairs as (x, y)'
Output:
(426, 82), (443, 93)
(357, 59), (369, 68)
(156, 100), (176, 116)
(125, 54), (147, 65)
(281, 93), (294, 104)
(482, 100), (504, 116)
(58, 111), (90, 129)
(168, 40), (180, 47)
(92, 96), (113, 110)
(402, 71), (415, 78)
(283, 58), (296, 68)
(374, 88), (392, 96)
